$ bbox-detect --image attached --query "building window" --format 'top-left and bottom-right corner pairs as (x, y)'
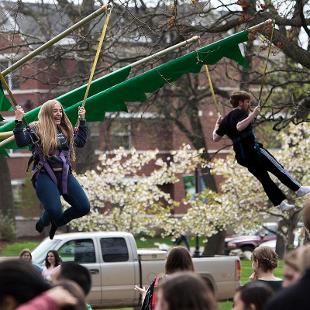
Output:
(109, 120), (131, 149)
(0, 59), (21, 90)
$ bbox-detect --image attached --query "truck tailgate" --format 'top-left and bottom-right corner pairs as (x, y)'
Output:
(138, 249), (167, 287)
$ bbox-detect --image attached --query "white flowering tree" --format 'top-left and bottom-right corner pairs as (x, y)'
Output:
(69, 124), (308, 256)
(69, 145), (203, 236)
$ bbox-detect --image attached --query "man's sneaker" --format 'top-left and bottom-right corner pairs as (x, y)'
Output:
(49, 222), (57, 240)
(35, 221), (44, 233)
(279, 200), (295, 212)
(296, 186), (310, 198)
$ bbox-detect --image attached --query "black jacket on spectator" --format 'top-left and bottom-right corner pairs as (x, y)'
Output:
(265, 269), (310, 310)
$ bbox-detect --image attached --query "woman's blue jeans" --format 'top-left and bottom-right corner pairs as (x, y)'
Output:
(35, 172), (90, 228)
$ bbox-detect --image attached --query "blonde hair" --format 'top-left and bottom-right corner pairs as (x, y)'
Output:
(252, 246), (278, 272)
(33, 99), (75, 161)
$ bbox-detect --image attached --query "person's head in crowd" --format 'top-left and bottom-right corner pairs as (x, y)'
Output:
(19, 248), (32, 262)
(283, 248), (302, 287)
(165, 246), (194, 274)
(0, 259), (50, 310)
(56, 280), (87, 310)
(232, 281), (273, 310)
(251, 246), (278, 276)
(53, 261), (92, 296)
(45, 249), (61, 268)
(155, 272), (217, 310)
(297, 244), (310, 274)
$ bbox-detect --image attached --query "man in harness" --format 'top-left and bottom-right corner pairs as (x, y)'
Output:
(212, 90), (310, 211)
(14, 99), (90, 239)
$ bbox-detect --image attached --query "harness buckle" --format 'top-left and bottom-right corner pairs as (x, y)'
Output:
(36, 161), (44, 171)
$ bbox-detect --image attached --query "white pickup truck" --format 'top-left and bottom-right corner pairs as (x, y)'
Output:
(32, 231), (240, 308)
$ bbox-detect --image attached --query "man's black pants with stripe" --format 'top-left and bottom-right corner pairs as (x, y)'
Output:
(238, 147), (300, 206)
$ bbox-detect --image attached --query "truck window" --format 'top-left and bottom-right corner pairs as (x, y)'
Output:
(100, 237), (129, 262)
(58, 239), (96, 263)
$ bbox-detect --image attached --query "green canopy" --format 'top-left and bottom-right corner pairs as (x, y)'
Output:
(0, 82), (12, 121)
(65, 30), (248, 123)
(0, 30), (249, 150)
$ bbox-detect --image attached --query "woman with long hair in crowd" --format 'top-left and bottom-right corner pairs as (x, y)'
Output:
(42, 250), (61, 281)
(136, 246), (195, 310)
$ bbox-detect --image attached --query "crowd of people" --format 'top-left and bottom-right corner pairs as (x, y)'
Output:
(0, 199), (309, 310)
(136, 242), (310, 310)
(0, 243), (307, 310)
(1, 225), (309, 310)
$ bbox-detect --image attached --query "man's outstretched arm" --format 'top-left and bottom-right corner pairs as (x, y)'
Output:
(212, 114), (223, 142)
(236, 106), (260, 131)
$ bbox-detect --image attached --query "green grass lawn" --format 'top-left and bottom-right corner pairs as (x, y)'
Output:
(0, 239), (284, 310)
(1, 240), (39, 256)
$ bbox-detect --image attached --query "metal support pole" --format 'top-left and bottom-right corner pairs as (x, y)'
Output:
(193, 167), (201, 258)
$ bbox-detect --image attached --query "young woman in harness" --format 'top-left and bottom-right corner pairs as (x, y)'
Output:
(14, 99), (90, 239)
(212, 91), (310, 211)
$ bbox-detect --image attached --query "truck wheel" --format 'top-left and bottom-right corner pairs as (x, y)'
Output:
(203, 277), (215, 294)
(241, 245), (255, 260)
(241, 245), (255, 252)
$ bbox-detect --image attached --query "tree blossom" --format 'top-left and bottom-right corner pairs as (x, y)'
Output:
(68, 123), (309, 251)
(69, 145), (203, 236)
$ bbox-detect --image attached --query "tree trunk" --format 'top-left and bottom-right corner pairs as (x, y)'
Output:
(275, 233), (286, 259)
(0, 154), (14, 219)
(276, 211), (300, 258)
(171, 79), (224, 255)
(203, 31), (255, 256)
(202, 230), (226, 256)
(199, 153), (225, 256)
